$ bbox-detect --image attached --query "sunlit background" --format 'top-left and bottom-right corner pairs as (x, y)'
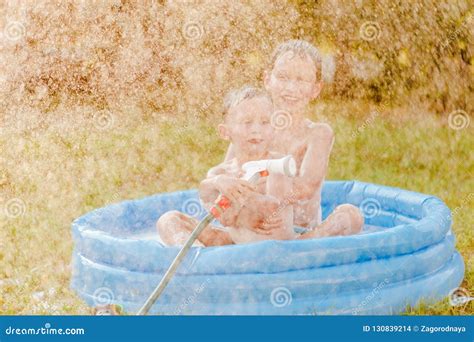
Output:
(0, 0), (472, 314)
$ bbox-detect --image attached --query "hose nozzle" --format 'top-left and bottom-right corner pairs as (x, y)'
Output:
(241, 155), (297, 181)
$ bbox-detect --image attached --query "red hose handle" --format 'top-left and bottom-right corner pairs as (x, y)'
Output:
(210, 196), (231, 218)
(209, 170), (268, 218)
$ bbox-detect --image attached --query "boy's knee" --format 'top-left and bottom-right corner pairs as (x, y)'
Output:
(335, 204), (364, 233)
(156, 210), (182, 233)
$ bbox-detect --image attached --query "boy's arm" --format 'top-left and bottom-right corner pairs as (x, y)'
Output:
(200, 162), (228, 205)
(262, 172), (293, 229)
(224, 143), (235, 162)
(291, 123), (334, 202)
(199, 172), (257, 227)
(206, 164), (226, 179)
(199, 177), (239, 227)
(199, 177), (221, 208)
(200, 175), (286, 233)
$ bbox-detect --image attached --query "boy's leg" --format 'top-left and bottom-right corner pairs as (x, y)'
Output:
(265, 173), (295, 239)
(297, 204), (363, 240)
(156, 210), (233, 247)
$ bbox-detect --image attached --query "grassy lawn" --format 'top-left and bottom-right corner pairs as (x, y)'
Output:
(0, 101), (472, 315)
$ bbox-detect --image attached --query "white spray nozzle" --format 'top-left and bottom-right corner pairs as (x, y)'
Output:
(241, 155), (297, 181)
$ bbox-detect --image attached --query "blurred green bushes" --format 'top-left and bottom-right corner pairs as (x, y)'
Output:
(0, 0), (471, 123)
(293, 0), (473, 114)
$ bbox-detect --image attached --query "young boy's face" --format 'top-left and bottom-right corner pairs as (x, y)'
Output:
(264, 51), (322, 115)
(219, 96), (274, 157)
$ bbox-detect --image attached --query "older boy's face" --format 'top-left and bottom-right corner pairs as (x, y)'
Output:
(223, 96), (274, 156)
(265, 51), (320, 114)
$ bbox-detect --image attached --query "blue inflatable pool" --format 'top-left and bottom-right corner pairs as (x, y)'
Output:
(71, 180), (464, 315)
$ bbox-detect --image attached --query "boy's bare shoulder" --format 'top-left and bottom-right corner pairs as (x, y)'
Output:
(206, 158), (238, 178)
(306, 120), (334, 143)
(207, 162), (228, 178)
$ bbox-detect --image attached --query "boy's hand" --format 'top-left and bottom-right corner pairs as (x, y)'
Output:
(242, 196), (284, 234)
(261, 215), (284, 231)
(214, 175), (257, 206)
(245, 214), (285, 235)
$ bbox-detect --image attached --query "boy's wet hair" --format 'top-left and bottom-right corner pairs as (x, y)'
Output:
(270, 39), (322, 76)
(222, 86), (271, 120)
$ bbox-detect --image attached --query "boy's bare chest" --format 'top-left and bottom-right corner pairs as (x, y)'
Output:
(273, 137), (308, 168)
(221, 162), (242, 178)
(221, 161), (267, 194)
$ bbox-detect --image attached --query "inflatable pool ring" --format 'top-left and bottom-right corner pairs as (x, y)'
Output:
(70, 180), (464, 315)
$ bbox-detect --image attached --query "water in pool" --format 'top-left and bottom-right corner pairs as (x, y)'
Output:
(128, 223), (383, 244)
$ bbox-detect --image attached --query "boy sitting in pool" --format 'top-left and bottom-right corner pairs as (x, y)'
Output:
(157, 86), (297, 246)
(225, 40), (364, 238)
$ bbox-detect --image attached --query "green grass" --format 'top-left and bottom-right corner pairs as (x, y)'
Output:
(0, 101), (472, 315)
